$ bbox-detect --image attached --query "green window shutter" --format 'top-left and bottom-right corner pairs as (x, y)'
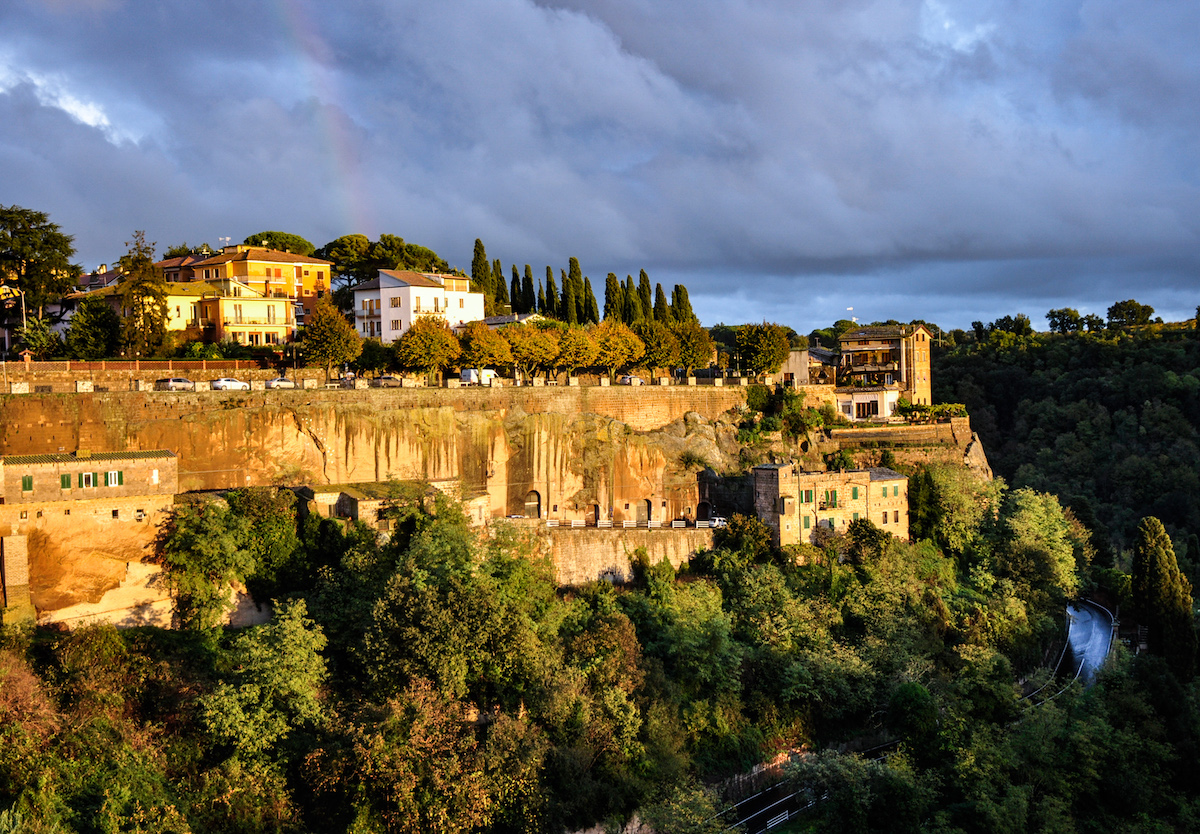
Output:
(61, 474), (71, 489)
(894, 485), (899, 496)
(853, 512), (859, 521)
(21, 475), (32, 491)
(803, 516), (810, 529)
(78, 472), (84, 488)
(852, 486), (859, 500)
(832, 489), (837, 507)
(118, 471), (124, 486)
(104, 472), (110, 487)
(882, 486), (887, 498)
(94, 472), (99, 488)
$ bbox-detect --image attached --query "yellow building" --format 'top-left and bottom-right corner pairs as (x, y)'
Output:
(85, 281), (215, 335)
(835, 324), (934, 419)
(754, 463), (909, 547)
(189, 245), (334, 328)
(195, 279), (295, 346)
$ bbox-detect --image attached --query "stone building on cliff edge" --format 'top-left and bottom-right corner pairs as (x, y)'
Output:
(0, 450), (178, 624)
(753, 463), (909, 547)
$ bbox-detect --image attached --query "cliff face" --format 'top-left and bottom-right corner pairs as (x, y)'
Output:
(0, 387), (751, 522)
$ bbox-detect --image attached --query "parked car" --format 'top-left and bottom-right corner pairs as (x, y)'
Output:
(154, 377), (195, 391)
(618, 375), (643, 386)
(210, 377), (250, 391)
(370, 375), (403, 388)
(265, 377), (297, 389)
(710, 516), (728, 528)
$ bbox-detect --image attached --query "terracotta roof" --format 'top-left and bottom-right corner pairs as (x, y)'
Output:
(191, 247), (332, 268)
(377, 269), (446, 288)
(1, 450), (176, 466)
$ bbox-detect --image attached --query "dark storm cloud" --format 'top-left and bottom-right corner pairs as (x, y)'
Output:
(1, 0), (1198, 331)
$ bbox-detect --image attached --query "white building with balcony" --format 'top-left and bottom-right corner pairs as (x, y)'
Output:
(351, 270), (484, 343)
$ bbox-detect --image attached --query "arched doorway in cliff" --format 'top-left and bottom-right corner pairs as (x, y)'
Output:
(592, 504), (602, 524)
(636, 499), (651, 523)
(524, 490), (542, 519)
(696, 501), (711, 521)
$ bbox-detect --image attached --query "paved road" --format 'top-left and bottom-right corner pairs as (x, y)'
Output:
(1067, 601), (1114, 683)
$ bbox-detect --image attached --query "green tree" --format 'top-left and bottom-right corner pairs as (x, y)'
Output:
(1107, 299), (1154, 328)
(561, 271), (578, 325)
(670, 284), (697, 323)
(1132, 516), (1197, 678)
(0, 204), (81, 316)
(118, 231), (169, 356)
(544, 267), (559, 319)
(471, 239), (491, 300)
(492, 258), (509, 310)
(583, 276), (600, 324)
(353, 338), (393, 375)
(736, 322), (791, 376)
(1046, 307), (1083, 333)
(226, 487), (303, 599)
(634, 320), (680, 374)
(510, 265), (523, 314)
(394, 316), (461, 383)
(157, 498), (254, 629)
(593, 320), (644, 379)
(622, 275), (643, 323)
(199, 599), (327, 756)
(568, 257), (586, 323)
(303, 295), (363, 379)
(65, 293), (121, 359)
(603, 273), (623, 322)
(673, 319), (714, 377)
(653, 283), (672, 323)
(459, 320), (513, 370)
(555, 326), (597, 376)
(244, 231), (316, 256)
(637, 270), (653, 319)
(316, 233), (372, 287)
(990, 488), (1081, 603)
(521, 265), (536, 315)
(16, 315), (61, 359)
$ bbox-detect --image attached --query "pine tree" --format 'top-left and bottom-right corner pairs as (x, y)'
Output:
(118, 231), (169, 356)
(492, 258), (509, 310)
(508, 266), (523, 314)
(561, 272), (578, 325)
(583, 276), (600, 324)
(638, 270), (653, 319)
(1132, 516), (1197, 679)
(604, 273), (624, 322)
(470, 239), (490, 296)
(545, 267), (559, 319)
(522, 265), (536, 314)
(654, 283), (672, 323)
(671, 284), (696, 323)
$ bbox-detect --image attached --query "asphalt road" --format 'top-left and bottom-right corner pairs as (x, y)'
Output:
(1067, 602), (1115, 682)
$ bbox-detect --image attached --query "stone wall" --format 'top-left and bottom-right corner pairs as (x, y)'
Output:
(539, 527), (714, 586)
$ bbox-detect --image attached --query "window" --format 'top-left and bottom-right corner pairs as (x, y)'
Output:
(21, 475), (32, 492)
(267, 307), (275, 323)
(151, 469), (159, 485)
(803, 489), (813, 503)
(414, 298), (421, 313)
(894, 510), (900, 523)
(459, 298), (464, 308)
(112, 509), (120, 519)
(79, 472), (94, 488)
(881, 486), (888, 498)
(434, 297), (440, 312)
(391, 297), (401, 308)
(894, 485), (900, 496)
(803, 516), (810, 529)
(64, 509), (70, 516)
(853, 512), (859, 521)
(851, 486), (859, 500)
(105, 470), (123, 487)
(391, 320), (400, 331)
(19, 511), (27, 520)
(61, 474), (71, 490)
(882, 513), (888, 524)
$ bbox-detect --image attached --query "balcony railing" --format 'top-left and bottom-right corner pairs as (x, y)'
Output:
(223, 317), (293, 326)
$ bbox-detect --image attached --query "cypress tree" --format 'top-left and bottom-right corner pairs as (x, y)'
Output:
(562, 273), (578, 325)
(671, 284), (696, 323)
(604, 273), (624, 322)
(492, 258), (509, 309)
(471, 239), (490, 297)
(1133, 516), (1197, 679)
(568, 258), (586, 323)
(638, 270), (653, 319)
(510, 266), (522, 314)
(654, 283), (672, 323)
(623, 275), (643, 323)
(538, 281), (547, 315)
(545, 267), (559, 319)
(583, 276), (600, 324)
(522, 265), (536, 314)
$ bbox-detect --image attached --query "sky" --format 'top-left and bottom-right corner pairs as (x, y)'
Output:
(1, 0), (1198, 334)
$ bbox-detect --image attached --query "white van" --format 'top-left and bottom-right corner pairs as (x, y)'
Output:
(460, 368), (498, 386)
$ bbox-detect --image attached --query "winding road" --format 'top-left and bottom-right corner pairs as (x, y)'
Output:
(1067, 601), (1115, 683)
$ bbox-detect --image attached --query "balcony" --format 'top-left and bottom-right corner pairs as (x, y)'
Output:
(223, 317), (293, 326)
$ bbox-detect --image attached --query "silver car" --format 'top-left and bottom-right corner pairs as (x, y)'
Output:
(154, 377), (195, 391)
(265, 377), (297, 389)
(210, 377), (250, 391)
